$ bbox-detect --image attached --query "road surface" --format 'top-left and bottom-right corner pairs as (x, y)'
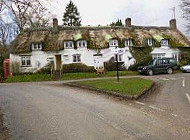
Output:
(0, 73), (190, 140)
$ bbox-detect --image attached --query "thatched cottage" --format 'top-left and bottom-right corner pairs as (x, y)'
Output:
(10, 18), (190, 73)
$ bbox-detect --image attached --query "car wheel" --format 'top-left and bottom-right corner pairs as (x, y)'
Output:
(147, 69), (153, 76)
(167, 68), (173, 74)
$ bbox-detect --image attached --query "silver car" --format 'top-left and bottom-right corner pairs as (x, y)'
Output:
(181, 65), (190, 72)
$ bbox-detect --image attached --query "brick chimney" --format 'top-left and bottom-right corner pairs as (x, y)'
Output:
(53, 18), (58, 32)
(170, 19), (177, 29)
(125, 18), (131, 27)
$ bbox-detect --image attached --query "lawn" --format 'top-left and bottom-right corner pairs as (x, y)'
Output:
(5, 71), (139, 83)
(5, 74), (53, 83)
(76, 78), (153, 96)
(61, 71), (139, 80)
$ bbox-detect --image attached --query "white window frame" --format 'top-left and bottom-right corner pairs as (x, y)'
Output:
(152, 54), (165, 60)
(21, 56), (31, 67)
(125, 39), (133, 47)
(172, 53), (179, 61)
(73, 54), (81, 63)
(31, 43), (42, 51)
(115, 54), (123, 62)
(161, 39), (169, 46)
(77, 40), (87, 48)
(64, 41), (74, 49)
(109, 39), (118, 47)
(147, 39), (153, 46)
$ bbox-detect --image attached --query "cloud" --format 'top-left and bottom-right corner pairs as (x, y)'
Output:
(43, 0), (187, 36)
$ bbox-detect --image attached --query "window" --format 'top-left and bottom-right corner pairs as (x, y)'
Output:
(125, 39), (133, 47)
(115, 54), (123, 62)
(156, 59), (163, 65)
(21, 56), (31, 66)
(64, 41), (74, 49)
(162, 59), (169, 64)
(161, 39), (169, 46)
(77, 40), (87, 48)
(172, 53), (178, 61)
(152, 54), (165, 59)
(147, 39), (153, 46)
(31, 43), (42, 51)
(109, 39), (118, 47)
(73, 54), (81, 62)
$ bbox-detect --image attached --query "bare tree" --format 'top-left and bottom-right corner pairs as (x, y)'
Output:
(1, 0), (50, 32)
(180, 0), (190, 37)
(0, 20), (18, 47)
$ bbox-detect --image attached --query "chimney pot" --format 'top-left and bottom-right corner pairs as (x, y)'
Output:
(170, 19), (177, 29)
(53, 18), (58, 32)
(125, 18), (131, 27)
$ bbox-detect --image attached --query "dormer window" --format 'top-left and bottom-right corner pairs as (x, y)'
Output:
(77, 40), (87, 48)
(31, 43), (42, 51)
(125, 39), (133, 47)
(161, 39), (169, 46)
(109, 39), (118, 47)
(64, 41), (74, 49)
(147, 39), (153, 46)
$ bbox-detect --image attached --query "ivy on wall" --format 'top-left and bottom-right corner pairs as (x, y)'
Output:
(179, 47), (190, 66)
(128, 46), (153, 70)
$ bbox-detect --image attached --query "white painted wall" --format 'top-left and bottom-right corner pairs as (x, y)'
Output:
(10, 46), (136, 73)
(151, 46), (180, 61)
(10, 45), (179, 73)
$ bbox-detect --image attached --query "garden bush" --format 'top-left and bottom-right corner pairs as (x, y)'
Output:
(104, 57), (126, 71)
(37, 62), (54, 74)
(62, 63), (95, 73)
(128, 58), (152, 71)
(11, 62), (20, 76)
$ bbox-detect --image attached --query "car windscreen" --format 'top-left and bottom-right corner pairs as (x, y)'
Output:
(148, 60), (156, 65)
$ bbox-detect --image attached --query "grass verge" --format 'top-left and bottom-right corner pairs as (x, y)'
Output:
(5, 74), (53, 83)
(5, 71), (139, 83)
(74, 78), (153, 96)
(61, 71), (139, 80)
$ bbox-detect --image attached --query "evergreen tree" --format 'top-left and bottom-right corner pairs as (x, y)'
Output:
(62, 1), (81, 26)
(110, 19), (123, 26)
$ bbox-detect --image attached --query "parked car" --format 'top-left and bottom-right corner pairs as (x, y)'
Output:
(138, 58), (177, 76)
(180, 65), (190, 73)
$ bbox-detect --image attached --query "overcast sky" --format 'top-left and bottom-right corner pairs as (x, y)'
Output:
(42, 0), (186, 35)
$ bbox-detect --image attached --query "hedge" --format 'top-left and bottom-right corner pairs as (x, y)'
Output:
(62, 63), (95, 73)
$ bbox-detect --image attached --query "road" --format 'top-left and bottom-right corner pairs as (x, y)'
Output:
(0, 73), (190, 140)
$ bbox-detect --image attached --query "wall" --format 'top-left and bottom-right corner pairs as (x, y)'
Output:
(10, 46), (136, 73)
(10, 45), (181, 74)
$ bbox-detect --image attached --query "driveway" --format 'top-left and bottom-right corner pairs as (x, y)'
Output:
(0, 73), (190, 140)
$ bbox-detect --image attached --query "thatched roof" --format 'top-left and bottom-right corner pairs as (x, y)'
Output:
(10, 25), (190, 54)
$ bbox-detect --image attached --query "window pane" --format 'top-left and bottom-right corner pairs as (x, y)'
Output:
(78, 55), (81, 62)
(73, 56), (76, 62)
(119, 55), (122, 61)
(27, 59), (31, 66)
(35, 43), (38, 49)
(22, 59), (25, 66)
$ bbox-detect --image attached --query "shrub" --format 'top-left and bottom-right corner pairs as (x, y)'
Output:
(37, 62), (54, 74)
(128, 59), (152, 71)
(104, 57), (126, 71)
(0, 47), (9, 81)
(62, 63), (95, 73)
(11, 62), (20, 76)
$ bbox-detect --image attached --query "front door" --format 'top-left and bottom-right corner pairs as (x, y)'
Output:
(55, 55), (62, 71)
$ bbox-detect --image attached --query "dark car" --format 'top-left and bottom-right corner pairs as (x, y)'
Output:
(138, 58), (177, 76)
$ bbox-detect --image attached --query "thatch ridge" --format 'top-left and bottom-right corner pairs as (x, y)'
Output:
(10, 25), (190, 54)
